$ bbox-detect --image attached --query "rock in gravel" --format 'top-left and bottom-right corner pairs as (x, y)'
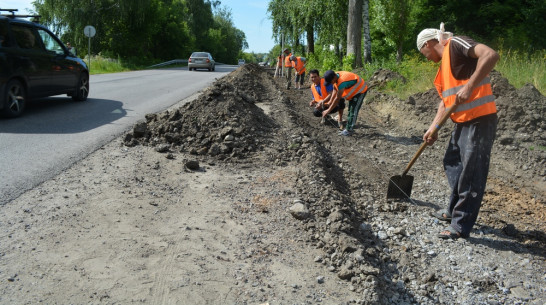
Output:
(289, 201), (309, 220)
(185, 160), (200, 170)
(155, 144), (170, 153)
(317, 276), (325, 284)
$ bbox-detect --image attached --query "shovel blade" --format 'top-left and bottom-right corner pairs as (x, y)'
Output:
(387, 175), (414, 199)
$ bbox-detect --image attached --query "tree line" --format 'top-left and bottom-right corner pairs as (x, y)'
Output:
(33, 0), (248, 64)
(267, 0), (546, 67)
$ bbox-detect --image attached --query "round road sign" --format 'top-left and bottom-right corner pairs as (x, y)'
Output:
(84, 25), (96, 38)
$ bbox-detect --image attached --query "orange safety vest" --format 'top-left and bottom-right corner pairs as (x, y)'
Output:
(434, 39), (497, 123)
(311, 78), (329, 101)
(334, 71), (367, 100)
(284, 53), (292, 67)
(293, 57), (306, 75)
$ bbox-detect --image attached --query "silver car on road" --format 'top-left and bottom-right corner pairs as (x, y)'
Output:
(188, 52), (215, 71)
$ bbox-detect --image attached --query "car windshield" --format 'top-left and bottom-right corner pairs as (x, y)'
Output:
(191, 52), (209, 58)
(38, 29), (65, 55)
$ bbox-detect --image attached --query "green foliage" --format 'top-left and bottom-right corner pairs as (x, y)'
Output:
(415, 0), (546, 52)
(370, 0), (421, 62)
(342, 54), (355, 71)
(267, 0), (348, 51)
(33, 0), (247, 64)
(302, 52), (320, 72)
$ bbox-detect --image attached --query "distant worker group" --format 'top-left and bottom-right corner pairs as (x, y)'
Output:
(277, 48), (369, 137)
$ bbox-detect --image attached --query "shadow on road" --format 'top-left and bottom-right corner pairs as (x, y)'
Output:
(0, 97), (126, 134)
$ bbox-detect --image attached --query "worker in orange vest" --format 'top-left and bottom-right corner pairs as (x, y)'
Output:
(417, 23), (499, 240)
(290, 55), (306, 89)
(308, 69), (344, 129)
(283, 48), (292, 89)
(322, 70), (368, 136)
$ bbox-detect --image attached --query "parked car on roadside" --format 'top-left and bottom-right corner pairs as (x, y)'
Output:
(188, 52), (215, 71)
(238, 59), (245, 66)
(0, 9), (90, 118)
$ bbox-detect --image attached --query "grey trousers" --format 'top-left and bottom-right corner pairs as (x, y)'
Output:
(285, 67), (292, 88)
(444, 113), (497, 236)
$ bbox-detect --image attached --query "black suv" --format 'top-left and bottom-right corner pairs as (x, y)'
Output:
(0, 9), (89, 118)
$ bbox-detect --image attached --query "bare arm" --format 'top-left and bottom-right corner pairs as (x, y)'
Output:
(318, 92), (333, 107)
(322, 89), (342, 117)
(455, 43), (499, 104)
(423, 100), (446, 145)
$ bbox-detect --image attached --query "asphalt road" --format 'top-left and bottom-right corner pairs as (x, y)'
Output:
(0, 65), (237, 205)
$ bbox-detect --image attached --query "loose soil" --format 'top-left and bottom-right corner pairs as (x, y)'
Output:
(1, 64), (544, 304)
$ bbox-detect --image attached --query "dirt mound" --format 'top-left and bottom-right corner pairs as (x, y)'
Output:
(123, 64), (278, 160)
(368, 68), (407, 89)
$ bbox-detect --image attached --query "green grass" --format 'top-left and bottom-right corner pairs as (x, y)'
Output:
(528, 145), (546, 151)
(362, 49), (545, 99)
(84, 55), (187, 75)
(495, 49), (545, 94)
(361, 54), (439, 99)
(84, 55), (137, 74)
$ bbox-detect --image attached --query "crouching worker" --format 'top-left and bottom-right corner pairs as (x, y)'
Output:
(308, 69), (345, 129)
(322, 70), (368, 136)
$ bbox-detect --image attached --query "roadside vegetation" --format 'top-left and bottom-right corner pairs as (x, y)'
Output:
(86, 55), (141, 75)
(266, 0), (545, 97)
(34, 0), (248, 65)
(30, 0), (543, 96)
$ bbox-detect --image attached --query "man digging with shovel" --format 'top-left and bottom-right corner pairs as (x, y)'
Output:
(417, 23), (499, 239)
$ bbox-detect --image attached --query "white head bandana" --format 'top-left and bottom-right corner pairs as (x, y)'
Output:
(416, 22), (453, 50)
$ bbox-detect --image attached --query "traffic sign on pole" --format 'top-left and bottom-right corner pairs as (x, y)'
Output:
(83, 26), (96, 70)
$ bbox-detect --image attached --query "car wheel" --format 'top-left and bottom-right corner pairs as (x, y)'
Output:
(72, 73), (89, 101)
(212, 65), (215, 71)
(1, 79), (26, 118)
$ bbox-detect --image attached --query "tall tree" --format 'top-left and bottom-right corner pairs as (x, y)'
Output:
(347, 0), (363, 68)
(186, 0), (215, 51)
(362, 0), (371, 63)
(33, 0), (247, 62)
(372, 0), (416, 62)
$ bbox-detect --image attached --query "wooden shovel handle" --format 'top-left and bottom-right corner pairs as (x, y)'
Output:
(402, 105), (458, 176)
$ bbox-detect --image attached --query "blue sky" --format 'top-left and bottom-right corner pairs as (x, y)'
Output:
(5, 0), (276, 53)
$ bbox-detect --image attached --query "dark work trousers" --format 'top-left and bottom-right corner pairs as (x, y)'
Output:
(295, 72), (305, 86)
(345, 91), (367, 132)
(444, 113), (497, 236)
(285, 67), (293, 89)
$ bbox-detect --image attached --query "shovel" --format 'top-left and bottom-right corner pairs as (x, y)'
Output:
(387, 105), (458, 199)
